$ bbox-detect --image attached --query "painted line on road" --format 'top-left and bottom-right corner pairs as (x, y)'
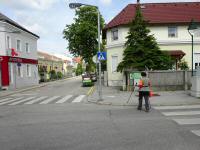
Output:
(191, 130), (200, 137)
(154, 105), (200, 110)
(173, 118), (200, 125)
(87, 86), (95, 96)
(8, 97), (36, 105)
(162, 111), (200, 116)
(55, 95), (73, 104)
(72, 95), (86, 103)
(0, 97), (24, 105)
(39, 96), (60, 104)
(0, 97), (12, 103)
(24, 96), (48, 105)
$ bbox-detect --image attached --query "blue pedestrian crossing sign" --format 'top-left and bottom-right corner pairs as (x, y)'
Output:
(97, 52), (106, 61)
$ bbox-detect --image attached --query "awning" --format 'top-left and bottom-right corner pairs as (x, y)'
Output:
(164, 50), (185, 59)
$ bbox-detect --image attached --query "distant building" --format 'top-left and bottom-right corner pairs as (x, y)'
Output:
(0, 12), (39, 89)
(104, 2), (200, 86)
(38, 51), (63, 73)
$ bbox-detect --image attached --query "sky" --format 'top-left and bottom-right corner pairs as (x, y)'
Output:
(0, 0), (200, 56)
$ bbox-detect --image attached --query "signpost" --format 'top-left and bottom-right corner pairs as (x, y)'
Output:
(97, 52), (106, 61)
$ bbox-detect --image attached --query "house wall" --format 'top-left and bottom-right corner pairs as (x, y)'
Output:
(0, 21), (39, 89)
(106, 25), (200, 86)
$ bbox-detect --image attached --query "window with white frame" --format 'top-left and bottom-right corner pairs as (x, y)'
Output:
(111, 28), (118, 41)
(168, 26), (178, 38)
(6, 36), (11, 49)
(26, 64), (31, 77)
(25, 43), (29, 53)
(9, 63), (14, 84)
(17, 64), (23, 77)
(111, 55), (118, 73)
(16, 39), (21, 51)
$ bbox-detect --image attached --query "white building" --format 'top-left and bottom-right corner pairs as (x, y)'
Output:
(104, 2), (200, 87)
(0, 12), (39, 89)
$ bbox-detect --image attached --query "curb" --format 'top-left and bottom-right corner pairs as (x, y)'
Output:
(0, 76), (81, 98)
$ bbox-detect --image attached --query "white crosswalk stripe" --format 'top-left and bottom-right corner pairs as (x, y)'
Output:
(191, 130), (200, 137)
(172, 118), (200, 125)
(154, 105), (200, 110)
(24, 96), (48, 105)
(0, 97), (13, 103)
(0, 95), (87, 106)
(0, 97), (24, 105)
(55, 95), (73, 104)
(162, 111), (200, 116)
(8, 97), (36, 105)
(72, 95), (86, 103)
(39, 96), (60, 104)
(154, 105), (200, 137)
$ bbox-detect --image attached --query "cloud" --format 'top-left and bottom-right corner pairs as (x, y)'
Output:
(100, 0), (112, 5)
(1, 0), (58, 10)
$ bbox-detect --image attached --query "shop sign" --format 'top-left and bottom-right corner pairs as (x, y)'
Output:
(130, 72), (141, 80)
(9, 57), (22, 63)
(0, 57), (3, 62)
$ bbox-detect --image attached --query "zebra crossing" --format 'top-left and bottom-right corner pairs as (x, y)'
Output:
(0, 95), (86, 106)
(154, 105), (200, 137)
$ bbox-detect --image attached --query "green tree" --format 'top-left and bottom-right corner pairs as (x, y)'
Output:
(63, 6), (105, 72)
(178, 59), (189, 70)
(117, 3), (173, 72)
(76, 63), (83, 76)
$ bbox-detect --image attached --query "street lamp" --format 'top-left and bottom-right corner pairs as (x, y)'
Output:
(69, 2), (102, 101)
(188, 19), (199, 76)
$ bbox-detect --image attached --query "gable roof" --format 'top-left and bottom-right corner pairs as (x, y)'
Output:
(0, 12), (39, 38)
(38, 51), (62, 61)
(105, 2), (200, 30)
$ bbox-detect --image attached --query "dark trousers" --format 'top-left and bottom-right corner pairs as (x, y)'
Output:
(138, 91), (150, 110)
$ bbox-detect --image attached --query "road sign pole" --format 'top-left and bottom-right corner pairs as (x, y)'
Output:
(98, 9), (102, 101)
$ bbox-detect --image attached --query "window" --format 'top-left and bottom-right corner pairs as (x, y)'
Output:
(9, 63), (14, 84)
(111, 28), (118, 41)
(168, 26), (177, 37)
(112, 55), (118, 73)
(25, 43), (29, 53)
(26, 64), (31, 77)
(6, 36), (11, 49)
(17, 64), (23, 77)
(16, 40), (21, 51)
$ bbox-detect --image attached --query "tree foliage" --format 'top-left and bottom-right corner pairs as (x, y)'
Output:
(63, 6), (105, 72)
(178, 59), (189, 70)
(117, 4), (173, 72)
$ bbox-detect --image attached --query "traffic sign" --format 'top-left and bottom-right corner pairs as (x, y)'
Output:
(97, 52), (106, 61)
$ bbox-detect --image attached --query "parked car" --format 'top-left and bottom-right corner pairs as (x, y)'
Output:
(82, 73), (94, 87)
(90, 73), (97, 82)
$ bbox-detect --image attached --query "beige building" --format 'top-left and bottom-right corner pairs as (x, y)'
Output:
(38, 51), (63, 73)
(104, 2), (200, 86)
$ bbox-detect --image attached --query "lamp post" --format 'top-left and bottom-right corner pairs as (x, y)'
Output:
(188, 19), (198, 76)
(69, 3), (102, 101)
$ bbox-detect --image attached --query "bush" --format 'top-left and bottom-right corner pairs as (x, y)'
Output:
(49, 70), (57, 79)
(57, 71), (63, 79)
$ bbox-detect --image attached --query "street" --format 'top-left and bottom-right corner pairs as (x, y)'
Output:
(0, 77), (200, 150)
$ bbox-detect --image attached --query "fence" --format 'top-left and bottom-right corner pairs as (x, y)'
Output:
(104, 70), (195, 91)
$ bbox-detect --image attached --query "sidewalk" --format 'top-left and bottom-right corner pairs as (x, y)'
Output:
(88, 85), (200, 106)
(0, 76), (80, 98)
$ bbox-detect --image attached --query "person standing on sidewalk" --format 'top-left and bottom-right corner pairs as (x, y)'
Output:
(138, 72), (151, 112)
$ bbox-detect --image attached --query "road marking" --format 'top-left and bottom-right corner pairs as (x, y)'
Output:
(72, 95), (86, 103)
(55, 95), (73, 104)
(8, 97), (35, 105)
(0, 97), (24, 106)
(39, 96), (60, 104)
(24, 96), (48, 105)
(0, 98), (12, 103)
(162, 111), (200, 116)
(154, 105), (200, 110)
(173, 118), (200, 125)
(191, 130), (200, 137)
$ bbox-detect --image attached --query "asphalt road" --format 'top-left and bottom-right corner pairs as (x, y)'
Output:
(0, 77), (200, 150)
